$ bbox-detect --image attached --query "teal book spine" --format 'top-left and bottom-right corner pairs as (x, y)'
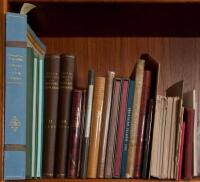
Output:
(36, 55), (44, 178)
(4, 12), (27, 180)
(120, 80), (135, 178)
(32, 53), (38, 178)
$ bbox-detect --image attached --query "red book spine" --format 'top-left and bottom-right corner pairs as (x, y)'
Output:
(177, 122), (186, 180)
(134, 70), (152, 178)
(183, 108), (195, 180)
(67, 90), (83, 178)
(113, 80), (129, 177)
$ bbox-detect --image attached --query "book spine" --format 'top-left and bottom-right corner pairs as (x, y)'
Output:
(4, 12), (27, 180)
(105, 79), (122, 178)
(183, 108), (195, 179)
(97, 71), (115, 178)
(120, 80), (135, 178)
(26, 48), (34, 179)
(113, 80), (129, 178)
(80, 70), (95, 178)
(77, 90), (87, 177)
(134, 71), (152, 178)
(177, 122), (185, 180)
(36, 55), (44, 178)
(67, 90), (83, 178)
(42, 54), (60, 178)
(87, 77), (105, 178)
(32, 54), (38, 178)
(149, 96), (163, 178)
(55, 54), (75, 178)
(126, 59), (145, 178)
(141, 99), (154, 178)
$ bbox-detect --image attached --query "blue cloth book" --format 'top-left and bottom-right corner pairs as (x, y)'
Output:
(5, 12), (27, 180)
(120, 80), (135, 178)
(5, 12), (46, 180)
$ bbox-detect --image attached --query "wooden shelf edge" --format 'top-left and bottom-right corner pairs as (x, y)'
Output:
(4, 179), (200, 182)
(7, 0), (200, 4)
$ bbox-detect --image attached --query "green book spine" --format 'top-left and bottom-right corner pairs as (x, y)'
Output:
(26, 47), (34, 179)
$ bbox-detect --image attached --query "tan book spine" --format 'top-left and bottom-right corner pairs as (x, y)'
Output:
(126, 59), (145, 178)
(161, 97), (173, 179)
(97, 71), (115, 178)
(87, 77), (105, 178)
(149, 95), (162, 177)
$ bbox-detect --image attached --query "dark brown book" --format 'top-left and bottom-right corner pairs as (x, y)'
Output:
(183, 108), (194, 179)
(77, 89), (87, 177)
(67, 90), (83, 178)
(55, 54), (75, 178)
(141, 99), (154, 179)
(134, 70), (152, 178)
(42, 54), (60, 178)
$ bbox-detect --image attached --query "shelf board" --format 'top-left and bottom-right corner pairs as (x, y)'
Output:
(8, 179), (200, 182)
(7, 0), (200, 4)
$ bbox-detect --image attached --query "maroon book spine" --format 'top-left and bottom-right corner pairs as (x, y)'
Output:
(113, 80), (129, 178)
(134, 70), (152, 178)
(67, 90), (83, 178)
(42, 54), (60, 178)
(183, 108), (195, 180)
(177, 122), (186, 180)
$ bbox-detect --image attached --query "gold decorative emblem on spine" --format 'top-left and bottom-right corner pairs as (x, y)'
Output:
(9, 116), (21, 132)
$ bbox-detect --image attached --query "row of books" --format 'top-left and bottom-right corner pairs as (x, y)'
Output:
(41, 54), (160, 179)
(4, 11), (199, 180)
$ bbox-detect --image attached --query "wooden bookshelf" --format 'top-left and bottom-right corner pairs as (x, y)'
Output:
(1, 0), (200, 181)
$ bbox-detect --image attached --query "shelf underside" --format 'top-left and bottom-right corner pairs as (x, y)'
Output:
(8, 3), (200, 37)
(7, 0), (200, 4)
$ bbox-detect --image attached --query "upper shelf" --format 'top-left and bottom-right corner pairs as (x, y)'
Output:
(7, 0), (200, 3)
(8, 2), (200, 37)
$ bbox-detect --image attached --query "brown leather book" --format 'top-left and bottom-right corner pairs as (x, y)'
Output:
(55, 54), (75, 178)
(97, 71), (115, 178)
(141, 99), (154, 178)
(67, 90), (83, 178)
(87, 77), (105, 178)
(134, 70), (152, 178)
(42, 54), (60, 178)
(183, 108), (195, 179)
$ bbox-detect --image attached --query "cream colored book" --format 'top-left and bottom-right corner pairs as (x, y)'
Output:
(159, 97), (167, 178)
(169, 97), (179, 179)
(126, 59), (145, 178)
(150, 95), (162, 177)
(161, 97), (173, 179)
